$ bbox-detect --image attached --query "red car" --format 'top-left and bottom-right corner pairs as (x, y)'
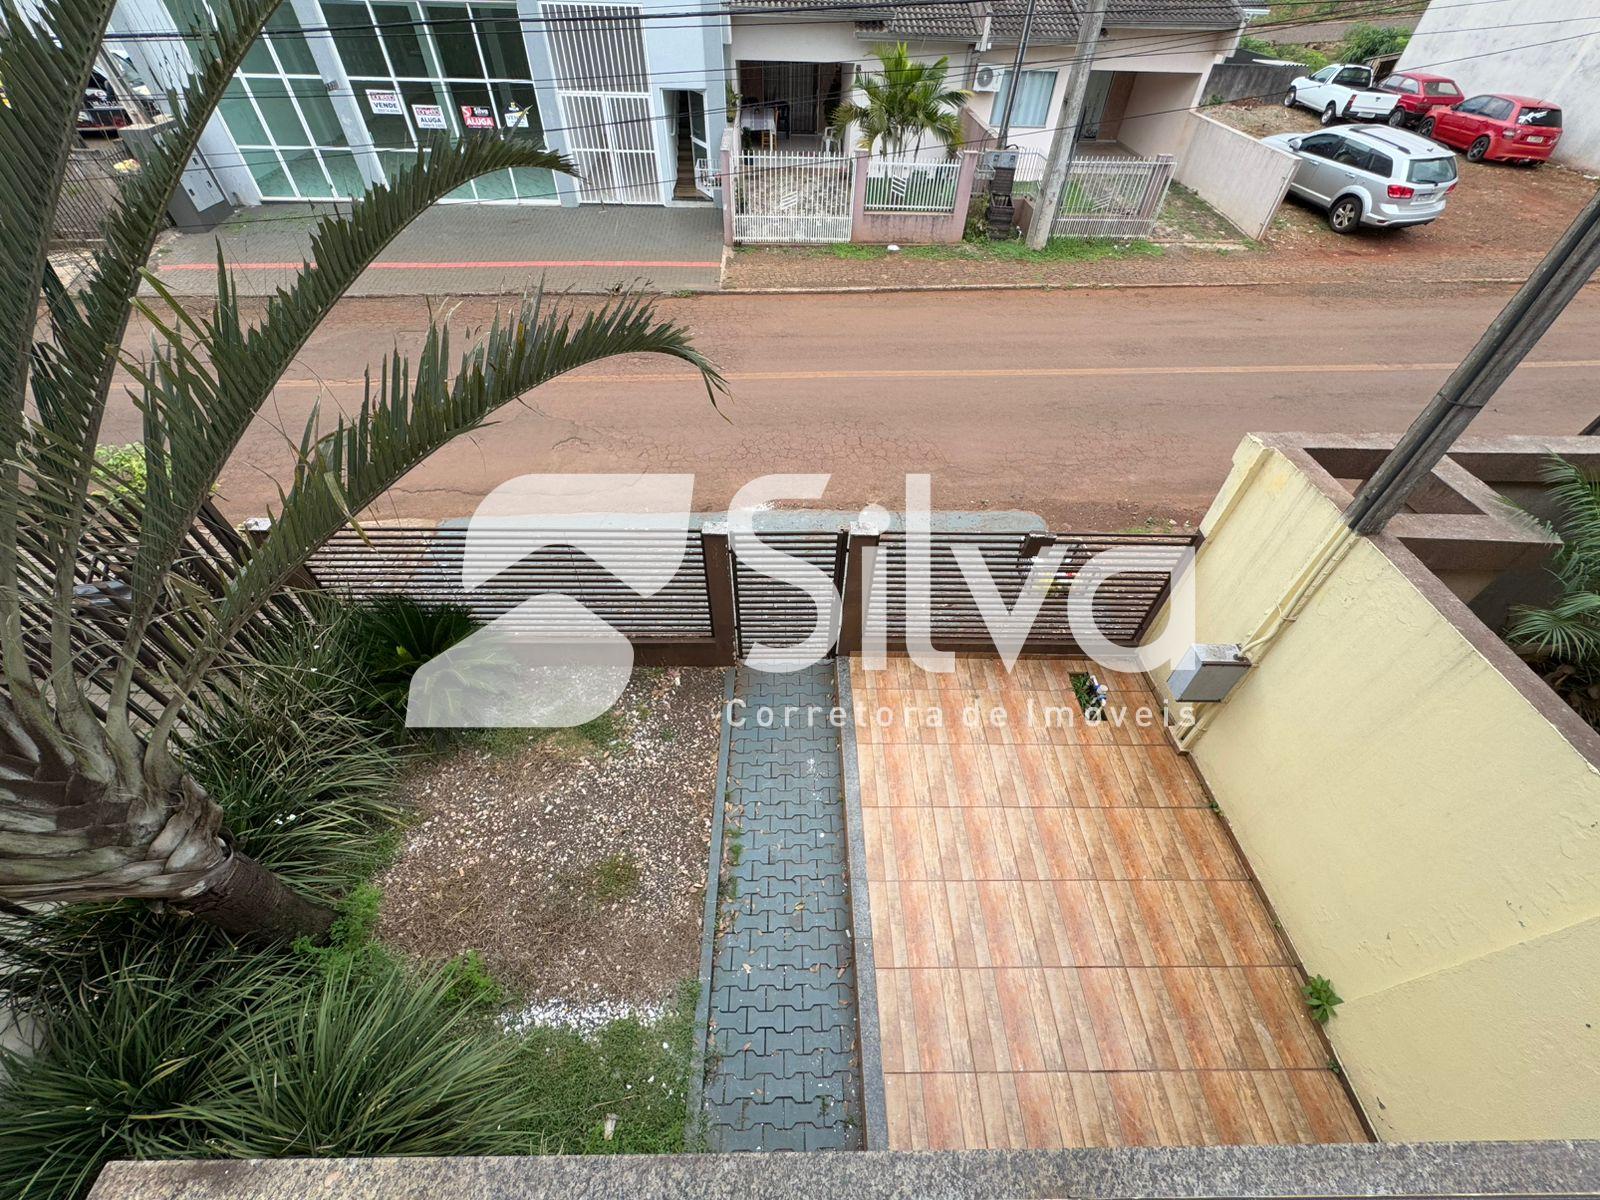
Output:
(1420, 93), (1564, 164)
(1376, 71), (1463, 128)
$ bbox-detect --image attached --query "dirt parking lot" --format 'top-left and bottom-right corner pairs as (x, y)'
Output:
(1212, 101), (1598, 268)
(722, 103), (1595, 293)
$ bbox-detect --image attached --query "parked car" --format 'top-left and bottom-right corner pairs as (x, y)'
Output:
(1376, 71), (1463, 128)
(1419, 94), (1563, 165)
(1261, 125), (1459, 234)
(1283, 64), (1401, 126)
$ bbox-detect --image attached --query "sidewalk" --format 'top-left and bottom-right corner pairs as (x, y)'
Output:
(148, 201), (723, 297)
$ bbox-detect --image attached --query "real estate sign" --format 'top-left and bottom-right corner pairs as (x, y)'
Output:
(365, 89), (403, 116)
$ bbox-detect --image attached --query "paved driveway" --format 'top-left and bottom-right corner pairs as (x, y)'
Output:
(148, 201), (723, 297)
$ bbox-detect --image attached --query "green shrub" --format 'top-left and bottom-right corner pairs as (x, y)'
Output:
(91, 443), (147, 496)
(1339, 23), (1411, 63)
(188, 612), (407, 900)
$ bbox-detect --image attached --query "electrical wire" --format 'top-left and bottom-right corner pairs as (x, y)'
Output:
(57, 3), (1594, 235)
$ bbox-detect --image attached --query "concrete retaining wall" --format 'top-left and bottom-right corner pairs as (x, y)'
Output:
(1202, 59), (1304, 106)
(1397, 0), (1600, 173)
(1174, 113), (1298, 240)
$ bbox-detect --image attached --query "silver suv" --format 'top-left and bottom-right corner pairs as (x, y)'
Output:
(1261, 125), (1459, 234)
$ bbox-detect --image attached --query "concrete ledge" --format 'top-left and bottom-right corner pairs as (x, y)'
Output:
(835, 657), (888, 1149)
(88, 1141), (1600, 1200)
(683, 667), (737, 1149)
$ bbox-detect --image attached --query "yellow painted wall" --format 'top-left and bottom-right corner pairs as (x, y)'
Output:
(1153, 435), (1600, 1140)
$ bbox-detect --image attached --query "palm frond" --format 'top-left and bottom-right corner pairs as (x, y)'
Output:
(1509, 590), (1600, 663)
(149, 290), (723, 732)
(126, 135), (577, 629)
(11, 0), (287, 723)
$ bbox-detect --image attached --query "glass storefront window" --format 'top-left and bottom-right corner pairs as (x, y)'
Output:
(327, 0), (557, 203)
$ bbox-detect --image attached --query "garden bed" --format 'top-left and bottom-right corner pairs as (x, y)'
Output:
(378, 666), (724, 1020)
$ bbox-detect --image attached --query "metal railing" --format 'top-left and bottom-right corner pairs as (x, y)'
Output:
(731, 150), (854, 243)
(1052, 154), (1175, 239)
(302, 520), (1197, 664)
(863, 153), (963, 213)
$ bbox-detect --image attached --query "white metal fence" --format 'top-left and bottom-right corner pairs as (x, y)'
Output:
(974, 149), (1048, 197)
(1051, 155), (1175, 238)
(731, 150), (853, 243)
(863, 153), (962, 213)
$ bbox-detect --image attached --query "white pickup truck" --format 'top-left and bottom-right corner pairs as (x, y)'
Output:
(1284, 64), (1401, 126)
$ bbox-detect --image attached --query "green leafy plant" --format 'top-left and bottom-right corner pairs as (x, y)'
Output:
(1302, 974), (1343, 1024)
(1507, 456), (1600, 726)
(92, 442), (148, 495)
(0, 2), (721, 939)
(1339, 23), (1411, 64)
(829, 42), (968, 156)
(1070, 671), (1106, 722)
(342, 595), (483, 733)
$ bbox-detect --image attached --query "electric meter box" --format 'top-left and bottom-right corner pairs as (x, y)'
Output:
(1168, 643), (1251, 703)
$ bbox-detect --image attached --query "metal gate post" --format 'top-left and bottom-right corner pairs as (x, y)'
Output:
(836, 524), (880, 657)
(701, 522), (738, 663)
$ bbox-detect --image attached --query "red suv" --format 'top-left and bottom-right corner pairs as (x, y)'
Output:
(1376, 71), (1463, 128)
(1420, 93), (1564, 164)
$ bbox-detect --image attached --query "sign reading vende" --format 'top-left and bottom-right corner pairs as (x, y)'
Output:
(459, 104), (496, 130)
(412, 103), (447, 130)
(365, 89), (403, 115)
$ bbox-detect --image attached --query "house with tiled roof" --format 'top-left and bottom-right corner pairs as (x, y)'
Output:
(728, 0), (1246, 162)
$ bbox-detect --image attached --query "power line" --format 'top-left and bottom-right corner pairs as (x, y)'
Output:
(90, 0), (1453, 172)
(61, 6), (1596, 232)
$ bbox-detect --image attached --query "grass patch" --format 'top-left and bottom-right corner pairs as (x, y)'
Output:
(586, 853), (642, 903)
(825, 237), (1162, 264)
(515, 981), (699, 1154)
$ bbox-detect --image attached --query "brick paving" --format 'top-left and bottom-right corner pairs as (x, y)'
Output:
(703, 664), (863, 1152)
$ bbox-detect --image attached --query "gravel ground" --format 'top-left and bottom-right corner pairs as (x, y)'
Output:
(378, 666), (724, 1010)
(723, 104), (1597, 293)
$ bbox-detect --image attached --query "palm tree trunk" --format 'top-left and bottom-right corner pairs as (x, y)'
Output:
(182, 848), (335, 938)
(0, 719), (335, 939)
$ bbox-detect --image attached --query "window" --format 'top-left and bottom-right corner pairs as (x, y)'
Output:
(1409, 156), (1457, 184)
(1456, 95), (1489, 115)
(1382, 75), (1418, 94)
(1299, 132), (1341, 158)
(325, 0), (556, 203)
(1425, 80), (1461, 98)
(1365, 149), (1393, 177)
(993, 69), (1058, 128)
(1518, 106), (1562, 128)
(1311, 67), (1337, 82)
(1482, 97), (1515, 121)
(1333, 67), (1370, 87)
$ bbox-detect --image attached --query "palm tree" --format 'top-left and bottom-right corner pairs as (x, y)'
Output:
(1508, 456), (1600, 726)
(0, 2), (720, 937)
(828, 43), (969, 157)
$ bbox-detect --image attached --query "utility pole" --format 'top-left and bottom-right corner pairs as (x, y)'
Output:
(1025, 0), (1109, 250)
(1346, 186), (1600, 533)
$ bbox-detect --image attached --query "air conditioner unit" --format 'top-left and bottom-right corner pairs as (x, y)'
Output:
(972, 64), (1001, 92)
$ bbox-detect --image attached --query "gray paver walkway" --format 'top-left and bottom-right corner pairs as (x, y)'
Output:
(703, 664), (862, 1152)
(147, 201), (723, 297)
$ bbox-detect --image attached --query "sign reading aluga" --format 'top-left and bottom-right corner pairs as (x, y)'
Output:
(412, 103), (447, 130)
(460, 104), (495, 130)
(366, 89), (403, 115)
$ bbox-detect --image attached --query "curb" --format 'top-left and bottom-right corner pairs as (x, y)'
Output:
(835, 658), (889, 1152)
(712, 275), (1549, 297)
(683, 666), (736, 1152)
